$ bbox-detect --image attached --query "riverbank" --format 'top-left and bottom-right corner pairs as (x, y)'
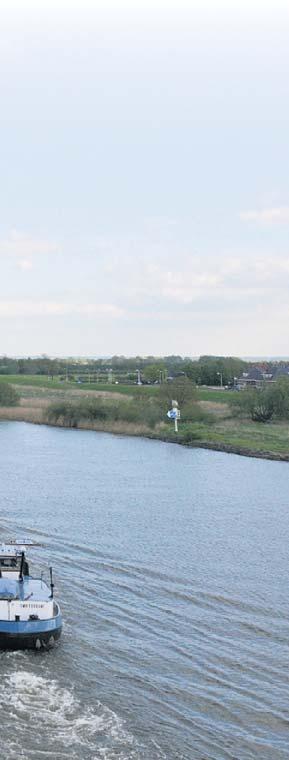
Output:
(1, 383), (289, 462)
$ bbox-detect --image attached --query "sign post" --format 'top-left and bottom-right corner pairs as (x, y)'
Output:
(167, 400), (181, 433)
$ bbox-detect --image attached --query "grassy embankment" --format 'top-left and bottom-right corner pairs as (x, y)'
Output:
(1, 375), (289, 460)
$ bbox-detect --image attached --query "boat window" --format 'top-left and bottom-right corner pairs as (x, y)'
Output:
(0, 558), (18, 567)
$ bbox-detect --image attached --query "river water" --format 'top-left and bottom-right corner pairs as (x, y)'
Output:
(0, 422), (289, 759)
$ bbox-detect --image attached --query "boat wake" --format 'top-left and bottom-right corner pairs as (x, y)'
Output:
(1, 669), (147, 760)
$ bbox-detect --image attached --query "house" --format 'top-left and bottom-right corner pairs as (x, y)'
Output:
(271, 366), (289, 381)
(237, 367), (264, 388)
(237, 365), (289, 389)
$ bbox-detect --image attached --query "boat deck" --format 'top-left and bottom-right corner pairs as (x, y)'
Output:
(0, 577), (51, 602)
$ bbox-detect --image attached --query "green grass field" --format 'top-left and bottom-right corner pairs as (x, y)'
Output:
(0, 375), (238, 402)
(176, 419), (289, 454)
(0, 375), (135, 393)
(196, 388), (238, 403)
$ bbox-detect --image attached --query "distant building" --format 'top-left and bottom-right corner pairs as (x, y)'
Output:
(237, 365), (289, 388)
(272, 366), (289, 380)
(237, 367), (264, 388)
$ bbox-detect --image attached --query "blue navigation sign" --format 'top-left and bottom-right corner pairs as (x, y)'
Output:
(167, 409), (177, 419)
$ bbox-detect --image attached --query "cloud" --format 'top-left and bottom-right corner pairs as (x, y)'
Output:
(0, 301), (124, 318)
(115, 250), (289, 313)
(156, 270), (223, 304)
(17, 259), (33, 271)
(0, 230), (60, 257)
(77, 303), (124, 316)
(240, 206), (289, 223)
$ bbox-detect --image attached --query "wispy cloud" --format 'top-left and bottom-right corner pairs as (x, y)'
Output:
(0, 302), (124, 318)
(0, 230), (60, 257)
(114, 250), (289, 312)
(152, 269), (223, 304)
(77, 303), (124, 316)
(240, 207), (289, 224)
(17, 259), (33, 271)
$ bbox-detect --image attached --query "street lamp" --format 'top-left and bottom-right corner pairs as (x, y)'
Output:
(217, 371), (223, 388)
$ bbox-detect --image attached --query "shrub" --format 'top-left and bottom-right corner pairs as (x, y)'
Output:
(178, 423), (208, 443)
(46, 401), (80, 427)
(46, 396), (161, 430)
(229, 387), (274, 422)
(180, 429), (201, 443)
(0, 382), (19, 406)
(181, 402), (215, 424)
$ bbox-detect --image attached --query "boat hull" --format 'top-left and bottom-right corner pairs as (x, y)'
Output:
(0, 613), (62, 650)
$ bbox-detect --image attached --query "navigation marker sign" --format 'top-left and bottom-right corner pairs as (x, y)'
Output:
(167, 409), (177, 419)
(167, 402), (180, 432)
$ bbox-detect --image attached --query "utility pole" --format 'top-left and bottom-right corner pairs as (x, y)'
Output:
(217, 371), (223, 388)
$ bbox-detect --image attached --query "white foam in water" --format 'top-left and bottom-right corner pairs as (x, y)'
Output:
(1, 670), (141, 759)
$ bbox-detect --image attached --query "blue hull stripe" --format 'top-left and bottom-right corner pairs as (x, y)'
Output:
(0, 613), (62, 635)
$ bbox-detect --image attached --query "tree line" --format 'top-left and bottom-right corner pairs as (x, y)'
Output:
(1, 353), (289, 388)
(0, 353), (248, 384)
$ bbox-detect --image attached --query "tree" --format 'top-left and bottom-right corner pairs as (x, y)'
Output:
(272, 377), (289, 419)
(158, 376), (196, 411)
(196, 356), (247, 386)
(17, 359), (26, 375)
(182, 361), (200, 383)
(142, 363), (165, 384)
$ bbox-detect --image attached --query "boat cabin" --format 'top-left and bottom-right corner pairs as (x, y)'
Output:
(0, 545), (29, 578)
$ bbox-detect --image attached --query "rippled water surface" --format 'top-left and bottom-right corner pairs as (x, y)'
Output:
(1, 421), (289, 759)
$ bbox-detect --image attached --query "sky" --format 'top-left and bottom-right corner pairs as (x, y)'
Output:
(0, 0), (289, 357)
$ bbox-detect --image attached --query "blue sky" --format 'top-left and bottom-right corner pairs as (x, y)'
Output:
(1, 0), (289, 356)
